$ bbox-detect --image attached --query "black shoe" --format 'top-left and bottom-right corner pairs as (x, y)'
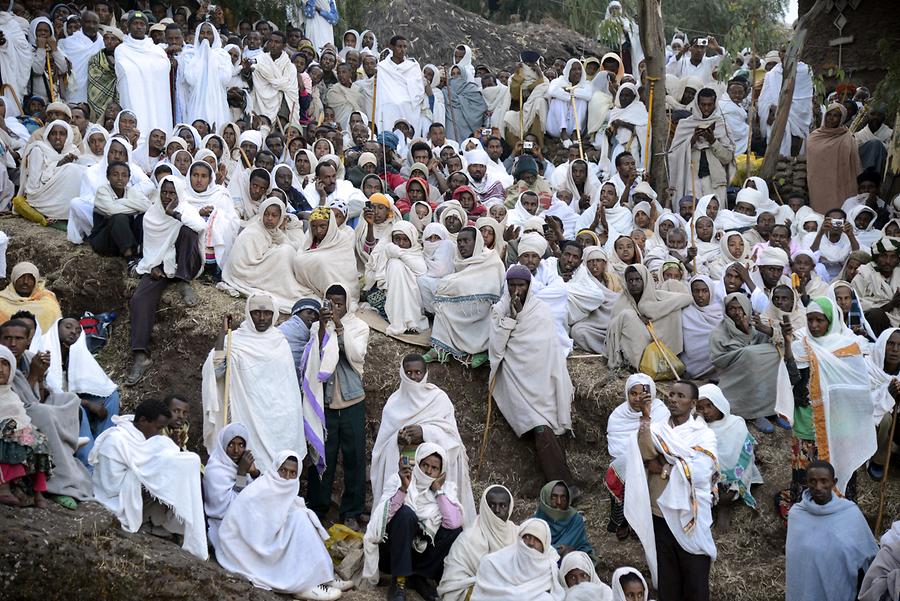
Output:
(407, 575), (437, 601)
(387, 578), (406, 601)
(868, 461), (885, 481)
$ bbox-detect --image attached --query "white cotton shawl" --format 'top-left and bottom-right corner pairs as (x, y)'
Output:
(680, 274), (723, 378)
(608, 83), (648, 166)
(89, 418), (208, 560)
(866, 327), (899, 426)
(489, 280), (573, 436)
(607, 373), (670, 461)
(698, 382), (762, 491)
(0, 345), (29, 430)
(363, 443), (462, 586)
(610, 567), (648, 601)
(366, 220), (429, 334)
(59, 29), (103, 103)
(559, 551), (611, 599)
(470, 518), (565, 601)
(296, 209), (359, 302)
(624, 415), (718, 586)
(422, 223), (456, 277)
(371, 361), (474, 522)
(483, 83), (512, 134)
(0, 13), (32, 116)
(203, 422), (253, 550)
(566, 246), (610, 324)
(115, 34), (173, 132)
(42, 319), (116, 397)
(201, 294), (307, 473)
(136, 176), (206, 277)
(250, 51), (299, 123)
(183, 23), (231, 129)
(438, 485), (518, 601)
(216, 449), (334, 593)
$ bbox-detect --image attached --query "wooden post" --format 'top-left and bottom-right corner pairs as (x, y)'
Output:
(636, 0), (668, 195)
(759, 0), (827, 181)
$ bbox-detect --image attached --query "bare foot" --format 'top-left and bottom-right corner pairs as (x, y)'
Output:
(176, 281), (199, 307)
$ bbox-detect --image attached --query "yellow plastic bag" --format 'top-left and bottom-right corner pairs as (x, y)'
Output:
(12, 196), (48, 226)
(639, 339), (685, 381)
(324, 523), (363, 551)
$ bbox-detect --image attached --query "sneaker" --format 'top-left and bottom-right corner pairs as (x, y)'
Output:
(771, 415), (792, 430)
(294, 584), (341, 601)
(387, 578), (407, 601)
(407, 575), (437, 601)
(868, 461), (885, 482)
(469, 351), (489, 369)
(329, 579), (354, 592)
(751, 417), (774, 434)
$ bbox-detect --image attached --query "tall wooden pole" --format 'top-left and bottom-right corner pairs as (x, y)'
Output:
(636, 0), (668, 195)
(759, 0), (827, 181)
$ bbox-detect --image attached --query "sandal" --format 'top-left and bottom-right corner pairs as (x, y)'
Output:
(469, 351), (489, 369)
(50, 494), (77, 510)
(125, 355), (153, 387)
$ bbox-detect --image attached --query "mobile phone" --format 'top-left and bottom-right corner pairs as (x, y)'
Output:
(365, 200), (372, 210)
(323, 299), (333, 311)
(481, 129), (492, 137)
(848, 312), (860, 327)
(523, 141), (534, 150)
(401, 456), (410, 466)
(782, 315), (789, 325)
(642, 384), (650, 395)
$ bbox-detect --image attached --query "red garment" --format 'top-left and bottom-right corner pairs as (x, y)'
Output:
(0, 464), (47, 491)
(396, 176), (432, 215)
(380, 171), (407, 191)
(452, 185), (487, 221)
(604, 465), (625, 502)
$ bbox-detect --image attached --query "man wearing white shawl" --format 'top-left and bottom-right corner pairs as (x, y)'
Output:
(489, 264), (575, 485)
(718, 79), (749, 156)
(303, 0), (338, 52)
(371, 355), (475, 526)
(545, 59), (592, 140)
(201, 293), (306, 473)
(785, 460), (877, 601)
(758, 57), (814, 157)
(203, 422), (257, 550)
(605, 83), (648, 169)
(568, 246), (622, 353)
(114, 12), (172, 133)
(504, 55), (549, 146)
(852, 237), (900, 332)
(183, 22), (231, 129)
(438, 485), (518, 601)
(470, 518), (565, 601)
(482, 75), (511, 136)
(302, 283), (370, 528)
(518, 233), (572, 356)
(864, 327), (899, 481)
(376, 36), (425, 137)
(22, 120), (85, 220)
(58, 11), (103, 103)
(427, 227), (504, 365)
(668, 87), (735, 204)
(604, 374), (669, 539)
(246, 31), (299, 125)
(363, 443), (464, 599)
(0, 11), (31, 117)
(326, 63), (365, 130)
(215, 450), (348, 600)
(623, 380), (717, 599)
(89, 399), (208, 560)
(679, 275), (722, 379)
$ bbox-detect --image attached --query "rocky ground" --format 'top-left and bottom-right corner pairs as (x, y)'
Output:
(0, 214), (897, 601)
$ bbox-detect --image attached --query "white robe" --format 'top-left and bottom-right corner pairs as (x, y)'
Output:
(115, 35), (173, 133)
(183, 25), (232, 129)
(758, 62), (814, 156)
(376, 55), (426, 133)
(58, 30), (103, 103)
(249, 51), (299, 124)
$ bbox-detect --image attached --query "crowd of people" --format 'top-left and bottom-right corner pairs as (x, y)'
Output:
(0, 0), (899, 600)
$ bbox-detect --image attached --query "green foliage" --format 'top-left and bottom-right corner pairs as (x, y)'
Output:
(873, 39), (900, 116)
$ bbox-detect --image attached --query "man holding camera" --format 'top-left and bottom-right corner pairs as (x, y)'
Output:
(666, 35), (724, 85)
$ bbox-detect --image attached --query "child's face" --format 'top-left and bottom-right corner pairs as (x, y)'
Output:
(108, 165), (129, 192)
(88, 133), (106, 155)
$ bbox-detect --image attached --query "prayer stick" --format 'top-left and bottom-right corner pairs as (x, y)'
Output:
(518, 84), (524, 142)
(46, 51), (56, 104)
(643, 77), (656, 173)
(875, 397), (899, 536)
(239, 147), (252, 169)
(476, 374), (498, 480)
(569, 94), (584, 160)
(689, 160), (697, 272)
(223, 329), (233, 424)
(645, 321), (681, 380)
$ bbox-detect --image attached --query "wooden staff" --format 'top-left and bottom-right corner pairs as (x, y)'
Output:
(222, 329), (234, 423)
(875, 395), (899, 536)
(570, 93), (584, 160)
(643, 77), (657, 173)
(370, 67), (378, 137)
(475, 374), (498, 480)
(239, 147), (252, 168)
(518, 83), (525, 142)
(645, 321), (681, 380)
(689, 160), (697, 272)
(46, 51), (56, 103)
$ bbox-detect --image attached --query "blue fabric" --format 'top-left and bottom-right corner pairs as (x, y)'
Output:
(304, 0), (339, 23)
(75, 390), (120, 469)
(323, 334), (365, 404)
(533, 506), (594, 557)
(278, 315), (311, 374)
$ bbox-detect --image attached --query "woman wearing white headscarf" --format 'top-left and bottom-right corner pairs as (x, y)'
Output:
(568, 245), (622, 353)
(365, 220), (429, 334)
(216, 449), (345, 599)
(679, 274), (723, 379)
(609, 567), (649, 601)
(183, 22), (231, 129)
(203, 422), (256, 550)
(22, 120), (84, 220)
(866, 327), (900, 479)
(296, 206), (359, 302)
(559, 550), (612, 600)
(221, 198), (308, 313)
(605, 82), (648, 168)
(76, 123), (109, 166)
(418, 222), (456, 313)
(470, 518), (565, 601)
(545, 59), (592, 140)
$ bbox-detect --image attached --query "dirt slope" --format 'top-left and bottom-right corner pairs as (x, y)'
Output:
(0, 215), (896, 601)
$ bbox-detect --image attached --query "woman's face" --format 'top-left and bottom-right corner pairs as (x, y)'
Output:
(108, 140), (128, 162)
(843, 258), (862, 281)
(313, 140), (330, 159)
(262, 204), (282, 229)
(489, 205), (507, 222)
(373, 203), (389, 224)
(179, 128), (196, 153)
(205, 137), (223, 157)
(696, 217), (713, 242)
(174, 152), (191, 175)
(480, 226), (495, 248)
(886, 222), (900, 238)
(587, 258), (606, 280)
(855, 211), (874, 230)
(222, 126), (237, 149)
(706, 197), (719, 220)
(662, 266), (682, 281)
(344, 32), (357, 47)
(567, 61), (582, 85)
(619, 87), (635, 107)
(444, 215), (462, 233)
(803, 219), (819, 233)
(190, 165), (211, 192)
(727, 234), (744, 258)
(725, 298), (746, 323)
(459, 192), (475, 211)
(392, 232), (411, 249)
(792, 254), (814, 275)
(295, 152), (311, 175)
(414, 203), (429, 219)
(696, 397), (723, 424)
(88, 133), (106, 155)
(564, 568), (591, 588)
(408, 182), (425, 202)
(824, 108), (843, 129)
(634, 210), (650, 229)
(658, 220), (674, 240)
(615, 237), (635, 262)
(600, 183), (618, 208)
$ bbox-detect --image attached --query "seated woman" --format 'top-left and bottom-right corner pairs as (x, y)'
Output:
(453, 185), (486, 222)
(679, 274), (723, 379)
(295, 206), (359, 303)
(568, 246), (622, 354)
(610, 567), (649, 601)
(183, 159), (241, 276)
(605, 264), (692, 372)
(355, 192), (402, 268)
(88, 161), (151, 267)
(533, 480), (594, 561)
(22, 120), (85, 220)
(363, 443), (464, 601)
(696, 383), (763, 533)
(438, 200), (468, 242)
(558, 551), (612, 600)
(708, 231), (750, 280)
(418, 223), (456, 315)
(221, 198), (308, 314)
(604, 374), (669, 540)
(0, 345), (52, 508)
(396, 177), (432, 216)
(607, 234), (642, 282)
(709, 292), (789, 435)
(216, 450), (350, 600)
(203, 422), (259, 550)
(470, 518), (565, 601)
(364, 221), (429, 335)
(0, 262), (62, 332)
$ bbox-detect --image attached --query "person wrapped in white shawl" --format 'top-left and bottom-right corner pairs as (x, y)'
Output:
(22, 120), (85, 220)
(545, 59), (592, 139)
(605, 83), (648, 169)
(89, 404), (207, 560)
(203, 422), (256, 550)
(470, 518), (565, 601)
(558, 550), (612, 599)
(568, 245), (622, 354)
(365, 220), (429, 335)
(201, 293), (306, 473)
(183, 22), (231, 129)
(438, 485), (518, 601)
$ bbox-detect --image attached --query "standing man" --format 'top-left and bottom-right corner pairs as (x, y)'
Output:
(59, 11), (104, 104)
(375, 36), (425, 135)
(625, 380), (718, 601)
(666, 36), (724, 84)
(243, 30), (299, 126)
(115, 11), (172, 132)
(758, 47), (814, 157)
(303, 0), (339, 53)
(88, 25), (122, 121)
(785, 461), (877, 601)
